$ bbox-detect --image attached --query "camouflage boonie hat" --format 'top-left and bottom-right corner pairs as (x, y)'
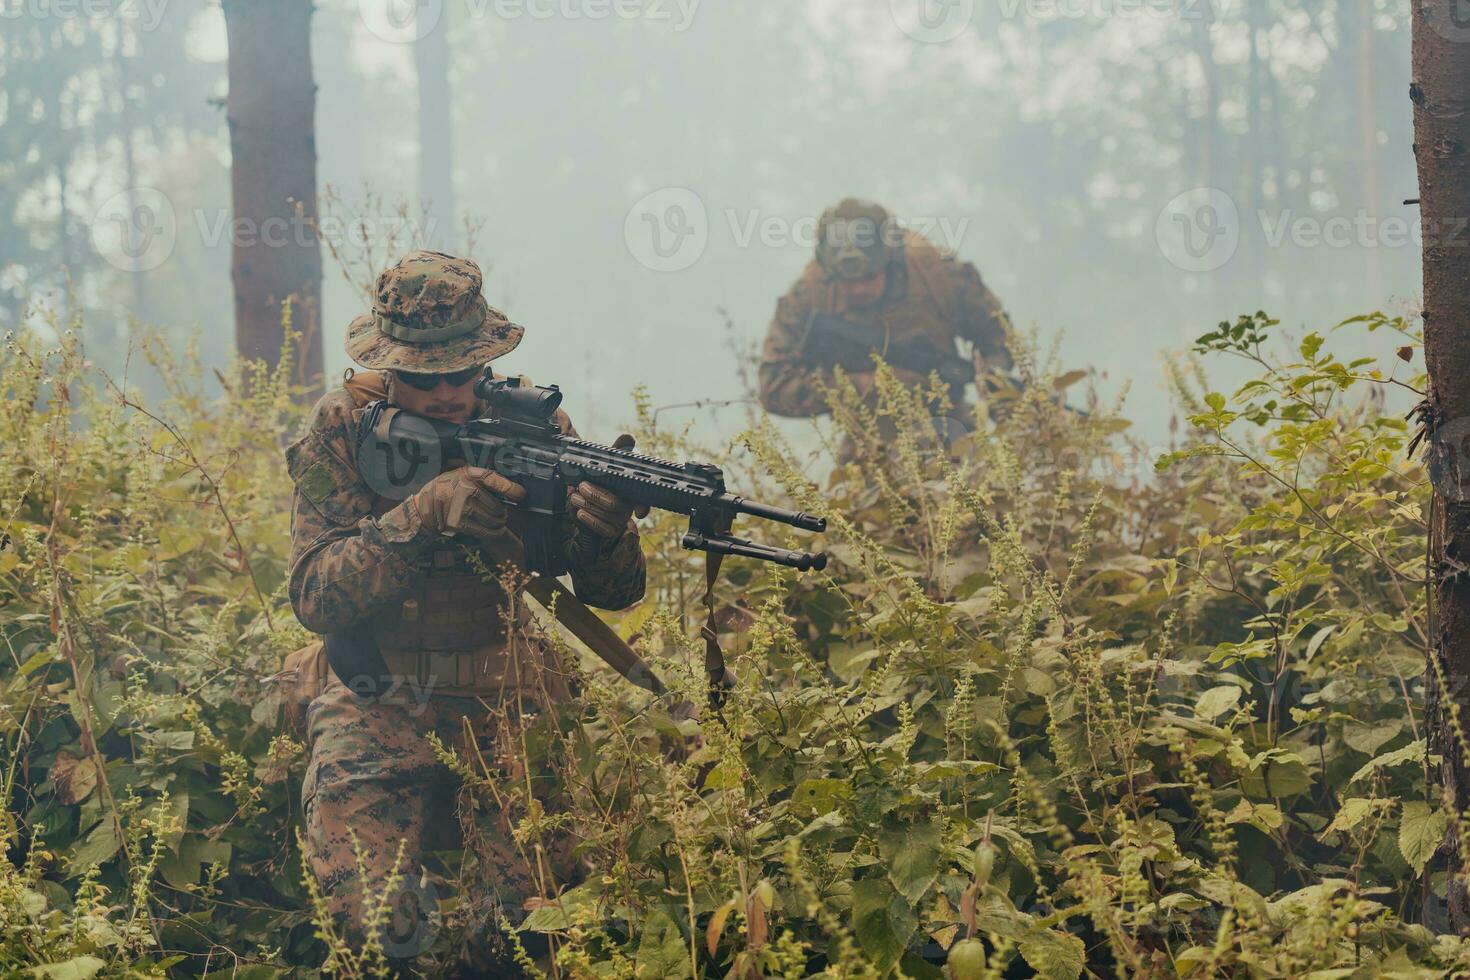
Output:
(345, 250), (524, 373)
(815, 198), (904, 281)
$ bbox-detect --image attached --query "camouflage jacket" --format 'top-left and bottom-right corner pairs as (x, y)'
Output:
(758, 230), (1012, 418)
(286, 372), (646, 636)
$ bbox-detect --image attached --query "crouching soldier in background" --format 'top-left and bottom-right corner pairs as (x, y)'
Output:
(758, 197), (1014, 458)
(284, 251), (646, 975)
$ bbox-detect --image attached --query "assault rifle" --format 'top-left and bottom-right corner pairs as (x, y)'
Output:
(362, 375), (828, 575)
(336, 374), (828, 704)
(799, 310), (1090, 420)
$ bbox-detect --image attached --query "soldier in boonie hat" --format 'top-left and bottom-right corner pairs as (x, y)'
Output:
(283, 249), (649, 973)
(344, 249), (524, 373)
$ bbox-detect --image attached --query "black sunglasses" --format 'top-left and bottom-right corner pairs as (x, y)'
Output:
(393, 365), (483, 391)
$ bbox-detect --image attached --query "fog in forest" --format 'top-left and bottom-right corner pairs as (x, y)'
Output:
(2, 0), (1422, 453)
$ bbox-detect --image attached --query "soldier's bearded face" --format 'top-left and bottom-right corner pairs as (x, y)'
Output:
(837, 268), (888, 309)
(390, 371), (480, 422)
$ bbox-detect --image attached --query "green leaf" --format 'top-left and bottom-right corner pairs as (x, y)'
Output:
(1343, 719), (1403, 757)
(851, 878), (916, 973)
(1398, 801), (1447, 876)
(157, 526), (205, 561)
(1304, 624), (1336, 660)
(1350, 739), (1426, 784)
(160, 836), (232, 889)
(18, 643), (54, 678)
(520, 883), (601, 933)
(141, 730), (196, 752)
(1194, 685), (1242, 721)
(826, 642), (880, 683)
(790, 778), (851, 818)
(1019, 926), (1085, 980)
(1323, 798), (1390, 836)
(635, 908), (689, 979)
(702, 762), (743, 790)
(1240, 752), (1313, 800)
(28, 956), (106, 980)
(880, 820), (942, 904)
(1226, 800), (1284, 834)
(67, 821), (120, 876)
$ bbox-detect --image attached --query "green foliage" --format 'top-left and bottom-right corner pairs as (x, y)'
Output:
(2, 310), (1465, 977)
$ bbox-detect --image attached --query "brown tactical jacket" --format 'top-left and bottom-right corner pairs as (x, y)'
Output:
(758, 230), (1012, 418)
(286, 372), (647, 648)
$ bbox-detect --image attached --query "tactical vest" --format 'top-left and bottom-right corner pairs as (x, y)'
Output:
(344, 371), (567, 698)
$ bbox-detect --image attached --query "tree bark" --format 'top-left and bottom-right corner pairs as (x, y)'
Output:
(223, 0), (324, 398)
(416, 9), (456, 252)
(1413, 0), (1470, 933)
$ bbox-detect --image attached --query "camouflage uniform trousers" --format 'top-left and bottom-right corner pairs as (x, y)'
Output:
(301, 669), (580, 968)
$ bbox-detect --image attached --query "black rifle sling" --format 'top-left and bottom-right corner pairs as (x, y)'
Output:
(700, 511), (736, 711)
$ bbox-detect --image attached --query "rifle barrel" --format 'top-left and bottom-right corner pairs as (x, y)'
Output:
(723, 495), (826, 533)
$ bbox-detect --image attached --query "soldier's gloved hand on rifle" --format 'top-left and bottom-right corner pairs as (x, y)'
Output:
(568, 434), (650, 541)
(411, 465), (527, 539)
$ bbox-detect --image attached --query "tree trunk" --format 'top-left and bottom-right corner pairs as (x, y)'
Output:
(1413, 0), (1470, 933)
(223, 0), (324, 397)
(416, 8), (456, 252)
(1352, 0), (1375, 307)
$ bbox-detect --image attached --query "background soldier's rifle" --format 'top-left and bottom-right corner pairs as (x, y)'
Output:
(798, 310), (1090, 422)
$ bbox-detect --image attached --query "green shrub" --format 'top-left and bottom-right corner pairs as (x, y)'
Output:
(2, 308), (1465, 977)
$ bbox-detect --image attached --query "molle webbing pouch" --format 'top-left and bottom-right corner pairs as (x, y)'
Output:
(370, 547), (509, 652)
